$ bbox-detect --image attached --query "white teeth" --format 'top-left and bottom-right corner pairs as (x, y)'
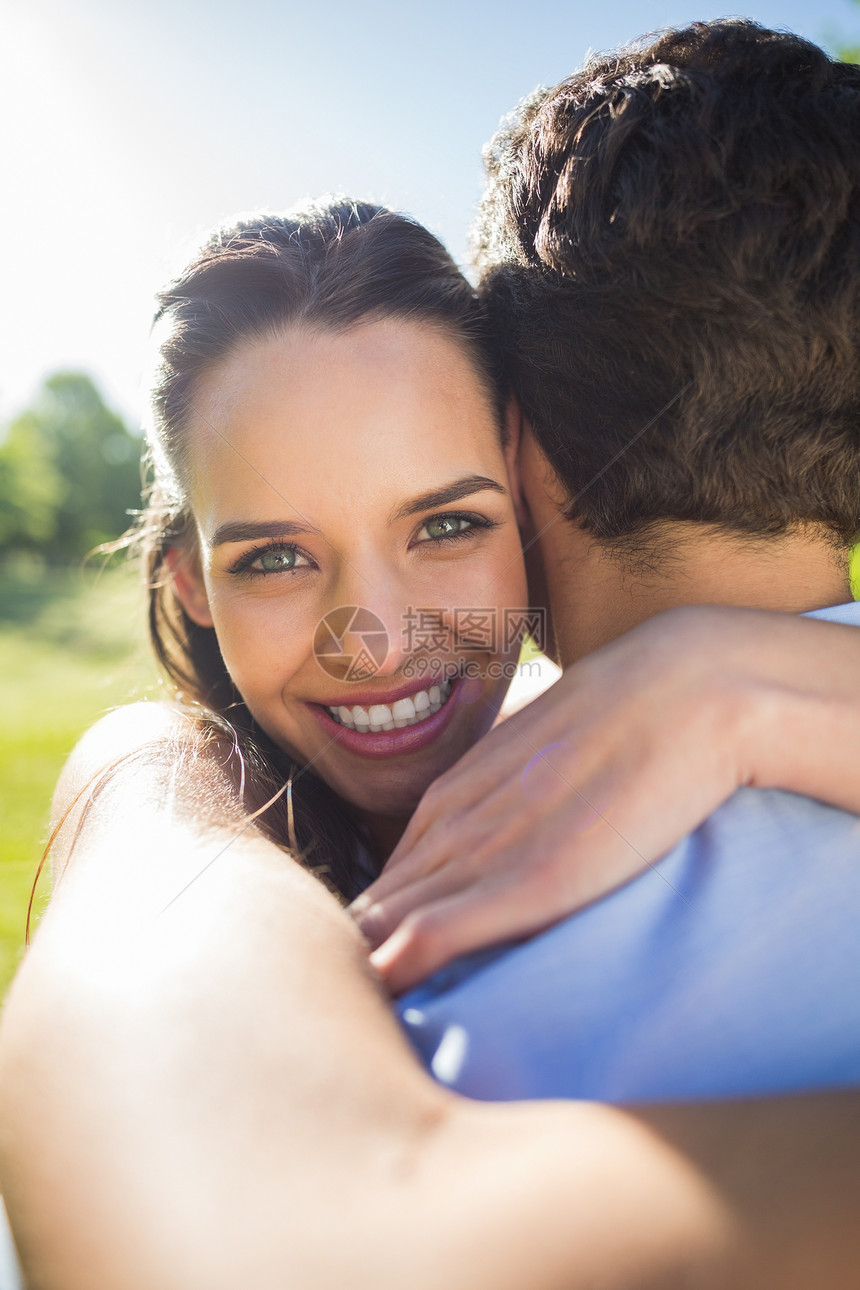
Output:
(327, 680), (452, 730)
(392, 698), (416, 729)
(352, 705), (370, 731)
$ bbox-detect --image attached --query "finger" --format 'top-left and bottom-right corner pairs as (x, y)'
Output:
(368, 755), (573, 908)
(356, 790), (509, 910)
(383, 778), (482, 870)
(350, 827), (458, 917)
(354, 785), (532, 917)
(385, 721), (543, 865)
(370, 880), (552, 996)
(352, 863), (483, 949)
(371, 806), (654, 992)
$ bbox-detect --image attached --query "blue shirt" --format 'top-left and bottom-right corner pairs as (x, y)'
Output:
(398, 602), (860, 1102)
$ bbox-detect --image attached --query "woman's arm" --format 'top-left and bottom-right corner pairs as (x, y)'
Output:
(355, 605), (860, 990)
(1, 701), (860, 1289)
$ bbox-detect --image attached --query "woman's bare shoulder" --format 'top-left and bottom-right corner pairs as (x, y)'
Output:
(56, 700), (186, 790)
(69, 699), (194, 759)
(51, 701), (226, 830)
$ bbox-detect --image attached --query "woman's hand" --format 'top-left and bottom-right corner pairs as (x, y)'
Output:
(351, 605), (860, 994)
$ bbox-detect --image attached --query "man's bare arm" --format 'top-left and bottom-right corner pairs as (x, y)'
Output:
(1, 702), (858, 1290)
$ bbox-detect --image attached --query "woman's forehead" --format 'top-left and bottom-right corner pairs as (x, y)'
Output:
(196, 317), (494, 412)
(185, 318), (507, 531)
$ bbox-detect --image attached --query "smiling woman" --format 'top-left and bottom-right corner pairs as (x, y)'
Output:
(139, 200), (528, 887)
(169, 319), (525, 829)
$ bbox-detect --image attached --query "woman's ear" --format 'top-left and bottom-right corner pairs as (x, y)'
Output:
(502, 398), (530, 530)
(165, 546), (214, 628)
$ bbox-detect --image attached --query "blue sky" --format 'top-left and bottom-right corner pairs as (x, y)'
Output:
(2, 0), (858, 427)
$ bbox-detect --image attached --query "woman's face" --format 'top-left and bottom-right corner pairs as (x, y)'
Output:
(173, 317), (527, 823)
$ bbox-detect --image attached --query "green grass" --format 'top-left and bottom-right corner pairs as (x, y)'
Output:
(0, 558), (158, 1001)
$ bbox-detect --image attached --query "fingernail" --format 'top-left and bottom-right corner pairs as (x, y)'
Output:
(353, 903), (385, 942)
(370, 925), (411, 972)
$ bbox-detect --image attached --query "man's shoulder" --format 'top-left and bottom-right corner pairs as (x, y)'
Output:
(399, 781), (860, 1099)
(674, 782), (859, 901)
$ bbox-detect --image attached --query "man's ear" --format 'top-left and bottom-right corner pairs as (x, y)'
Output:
(165, 546), (214, 628)
(502, 398), (530, 530)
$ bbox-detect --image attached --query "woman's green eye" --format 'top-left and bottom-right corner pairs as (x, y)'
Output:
(257, 548), (299, 572)
(230, 544), (311, 577)
(422, 516), (471, 540)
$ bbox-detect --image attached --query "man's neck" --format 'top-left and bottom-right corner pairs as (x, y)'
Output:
(539, 520), (853, 667)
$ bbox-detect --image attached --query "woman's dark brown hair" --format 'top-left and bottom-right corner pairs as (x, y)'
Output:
(138, 198), (504, 897)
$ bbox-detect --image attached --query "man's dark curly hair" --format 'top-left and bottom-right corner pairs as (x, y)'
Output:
(475, 19), (860, 550)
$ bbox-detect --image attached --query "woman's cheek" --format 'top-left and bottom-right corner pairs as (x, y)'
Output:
(210, 596), (309, 701)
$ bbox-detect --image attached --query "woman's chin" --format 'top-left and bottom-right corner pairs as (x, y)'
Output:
(326, 769), (430, 821)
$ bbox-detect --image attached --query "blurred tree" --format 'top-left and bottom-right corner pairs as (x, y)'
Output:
(0, 373), (142, 558)
(0, 413), (63, 548)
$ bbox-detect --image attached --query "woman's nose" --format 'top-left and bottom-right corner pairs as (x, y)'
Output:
(322, 561), (418, 679)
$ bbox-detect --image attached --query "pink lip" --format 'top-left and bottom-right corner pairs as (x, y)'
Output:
(308, 676), (464, 760)
(312, 669), (453, 710)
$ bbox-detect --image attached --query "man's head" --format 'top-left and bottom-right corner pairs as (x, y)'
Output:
(476, 20), (860, 567)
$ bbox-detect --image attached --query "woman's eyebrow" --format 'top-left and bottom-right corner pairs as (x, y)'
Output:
(391, 475), (507, 522)
(211, 519), (320, 546)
